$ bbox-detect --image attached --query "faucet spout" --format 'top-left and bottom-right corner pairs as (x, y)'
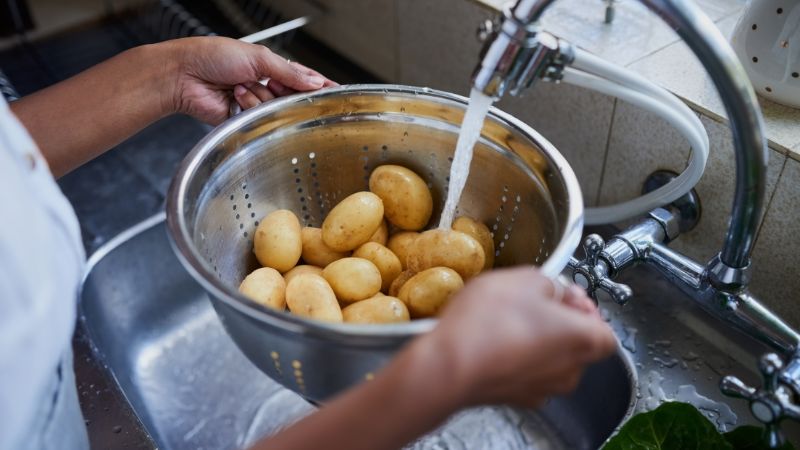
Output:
(474, 0), (767, 283)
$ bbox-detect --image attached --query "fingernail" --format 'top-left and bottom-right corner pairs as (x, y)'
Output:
(306, 75), (325, 87)
(234, 85), (247, 96)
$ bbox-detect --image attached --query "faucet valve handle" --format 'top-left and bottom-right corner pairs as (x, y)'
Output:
(720, 353), (800, 448)
(568, 234), (633, 305)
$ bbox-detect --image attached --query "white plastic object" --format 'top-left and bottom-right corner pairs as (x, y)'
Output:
(730, 0), (800, 109)
(562, 69), (709, 224)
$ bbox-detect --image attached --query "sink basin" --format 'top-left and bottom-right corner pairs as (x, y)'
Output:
(80, 214), (636, 450)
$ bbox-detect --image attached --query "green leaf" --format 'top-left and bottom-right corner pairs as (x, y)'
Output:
(602, 402), (732, 450)
(724, 426), (795, 450)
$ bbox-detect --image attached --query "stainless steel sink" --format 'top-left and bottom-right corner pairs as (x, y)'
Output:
(80, 214), (636, 450)
(80, 215), (800, 449)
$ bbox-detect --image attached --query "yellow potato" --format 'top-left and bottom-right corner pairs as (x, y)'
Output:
(368, 220), (389, 246)
(369, 165), (433, 231)
(285, 274), (343, 322)
(322, 257), (382, 303)
(342, 296), (410, 324)
(253, 209), (302, 273)
(238, 267), (286, 310)
(407, 229), (485, 280)
(353, 242), (402, 293)
(389, 270), (416, 297)
(321, 192), (384, 252)
(284, 264), (323, 285)
(301, 227), (349, 267)
(398, 267), (464, 318)
(386, 231), (419, 270)
(453, 216), (495, 270)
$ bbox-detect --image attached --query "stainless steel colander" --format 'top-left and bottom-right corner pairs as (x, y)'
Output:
(166, 84), (584, 402)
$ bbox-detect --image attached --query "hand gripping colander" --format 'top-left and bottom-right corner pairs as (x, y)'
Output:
(166, 84), (584, 402)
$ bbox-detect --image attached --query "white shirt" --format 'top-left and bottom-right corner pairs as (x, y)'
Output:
(0, 97), (85, 450)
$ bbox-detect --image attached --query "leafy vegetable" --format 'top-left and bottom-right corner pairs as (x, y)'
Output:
(724, 426), (794, 450)
(603, 402), (730, 450)
(602, 402), (796, 450)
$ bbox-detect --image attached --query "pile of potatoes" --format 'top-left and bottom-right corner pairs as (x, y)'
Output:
(238, 165), (495, 324)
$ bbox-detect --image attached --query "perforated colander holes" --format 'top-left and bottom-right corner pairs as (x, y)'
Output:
(231, 183), (254, 240)
(358, 145), (371, 186)
(380, 144), (389, 161)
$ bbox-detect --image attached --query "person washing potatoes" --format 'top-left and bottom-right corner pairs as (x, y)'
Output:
(0, 36), (616, 450)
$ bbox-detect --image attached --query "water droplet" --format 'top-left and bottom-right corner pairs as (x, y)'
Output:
(621, 327), (638, 353)
(113, 425), (122, 434)
(653, 357), (679, 368)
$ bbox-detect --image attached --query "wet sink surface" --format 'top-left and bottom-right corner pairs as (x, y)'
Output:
(81, 215), (635, 450)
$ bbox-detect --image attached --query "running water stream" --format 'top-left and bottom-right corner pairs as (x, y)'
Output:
(438, 88), (494, 229)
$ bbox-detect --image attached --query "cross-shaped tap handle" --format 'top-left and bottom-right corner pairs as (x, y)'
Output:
(568, 234), (633, 305)
(720, 353), (800, 448)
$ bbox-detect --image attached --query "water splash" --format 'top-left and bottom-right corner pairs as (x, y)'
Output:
(675, 385), (737, 431)
(439, 88), (494, 229)
(653, 357), (679, 368)
(640, 371), (669, 411)
(621, 327), (638, 353)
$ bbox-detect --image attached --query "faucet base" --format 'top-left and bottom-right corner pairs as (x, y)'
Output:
(642, 170), (702, 234)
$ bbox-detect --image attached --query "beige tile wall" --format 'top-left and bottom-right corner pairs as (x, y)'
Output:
(750, 158), (800, 329)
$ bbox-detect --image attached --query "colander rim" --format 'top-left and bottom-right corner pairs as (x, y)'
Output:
(166, 84), (584, 342)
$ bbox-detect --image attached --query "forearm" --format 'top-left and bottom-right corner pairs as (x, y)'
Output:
(10, 43), (177, 177)
(252, 337), (463, 450)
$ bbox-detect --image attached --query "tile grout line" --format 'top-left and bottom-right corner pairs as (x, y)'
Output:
(594, 98), (618, 206)
(623, 8), (745, 69)
(752, 155), (788, 250)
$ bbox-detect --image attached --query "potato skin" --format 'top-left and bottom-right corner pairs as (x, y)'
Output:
(386, 231), (419, 270)
(253, 210), (303, 273)
(367, 220), (389, 246)
(369, 165), (433, 231)
(238, 267), (286, 310)
(301, 227), (349, 267)
(322, 192), (384, 252)
(398, 267), (464, 318)
(283, 265), (323, 285)
(452, 216), (495, 270)
(285, 274), (343, 323)
(407, 229), (485, 279)
(388, 270), (416, 297)
(342, 296), (410, 324)
(353, 242), (403, 293)
(322, 257), (382, 303)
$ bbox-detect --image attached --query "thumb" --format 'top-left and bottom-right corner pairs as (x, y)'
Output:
(251, 46), (325, 91)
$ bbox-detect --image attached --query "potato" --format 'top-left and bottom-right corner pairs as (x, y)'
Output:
(284, 264), (323, 285)
(322, 257), (382, 303)
(238, 267), (286, 310)
(386, 231), (419, 270)
(285, 274), (342, 322)
(342, 296), (410, 324)
(369, 165), (433, 231)
(453, 216), (495, 270)
(398, 267), (464, 318)
(368, 220), (389, 246)
(353, 242), (402, 293)
(322, 192), (384, 251)
(301, 227), (349, 267)
(389, 270), (416, 297)
(253, 209), (302, 273)
(407, 229), (485, 280)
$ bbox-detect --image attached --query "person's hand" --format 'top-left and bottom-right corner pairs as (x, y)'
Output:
(418, 266), (617, 409)
(163, 36), (337, 125)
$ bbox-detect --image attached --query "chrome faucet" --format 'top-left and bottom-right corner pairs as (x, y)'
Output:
(472, 0), (800, 446)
